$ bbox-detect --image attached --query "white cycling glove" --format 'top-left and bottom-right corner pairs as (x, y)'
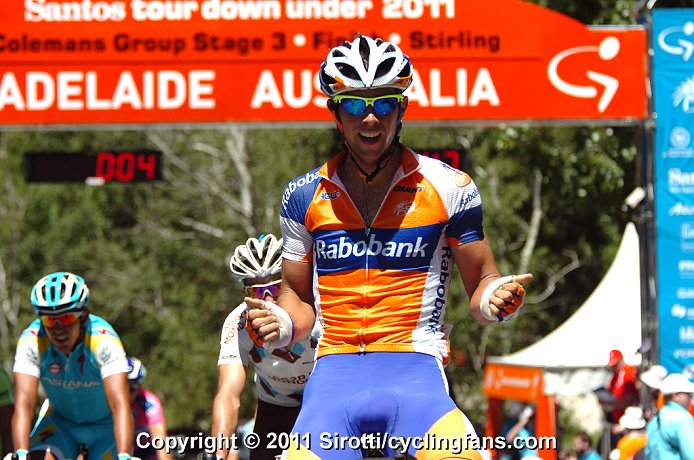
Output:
(479, 275), (526, 322)
(247, 300), (294, 349)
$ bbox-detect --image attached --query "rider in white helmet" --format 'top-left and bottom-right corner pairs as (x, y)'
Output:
(209, 234), (321, 460)
(247, 35), (533, 459)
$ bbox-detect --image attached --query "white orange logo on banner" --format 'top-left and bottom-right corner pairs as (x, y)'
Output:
(547, 37), (620, 113)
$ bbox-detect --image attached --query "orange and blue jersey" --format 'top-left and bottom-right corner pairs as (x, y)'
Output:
(280, 147), (484, 364)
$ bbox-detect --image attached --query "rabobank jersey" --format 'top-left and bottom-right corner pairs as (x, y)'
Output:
(280, 148), (484, 363)
(13, 314), (129, 423)
(218, 303), (321, 407)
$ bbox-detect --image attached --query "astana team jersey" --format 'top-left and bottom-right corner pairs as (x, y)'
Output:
(13, 314), (129, 423)
(280, 148), (484, 363)
(218, 303), (321, 407)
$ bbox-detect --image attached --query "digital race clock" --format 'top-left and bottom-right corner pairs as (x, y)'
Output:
(24, 151), (163, 183)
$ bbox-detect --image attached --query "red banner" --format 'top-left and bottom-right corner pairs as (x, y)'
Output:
(0, 0), (648, 126)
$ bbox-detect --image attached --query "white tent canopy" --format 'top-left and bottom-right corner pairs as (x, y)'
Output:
(486, 223), (642, 395)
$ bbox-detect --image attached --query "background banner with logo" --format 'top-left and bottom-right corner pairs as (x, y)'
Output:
(653, 8), (694, 376)
(0, 0), (647, 126)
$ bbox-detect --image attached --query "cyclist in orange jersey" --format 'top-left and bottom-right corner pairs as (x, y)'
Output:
(247, 35), (532, 460)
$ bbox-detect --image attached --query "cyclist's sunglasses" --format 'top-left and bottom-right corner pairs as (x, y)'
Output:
(40, 312), (83, 328)
(333, 94), (404, 117)
(243, 280), (281, 299)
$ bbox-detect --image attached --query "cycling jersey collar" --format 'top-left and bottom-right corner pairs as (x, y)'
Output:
(317, 144), (421, 182)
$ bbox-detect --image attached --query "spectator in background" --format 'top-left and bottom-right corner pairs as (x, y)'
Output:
(0, 364), (14, 456)
(644, 373), (694, 459)
(614, 406), (647, 460)
(127, 357), (172, 460)
(639, 365), (667, 421)
(607, 350), (640, 422)
(599, 349), (639, 449)
(573, 432), (601, 460)
(500, 402), (538, 460)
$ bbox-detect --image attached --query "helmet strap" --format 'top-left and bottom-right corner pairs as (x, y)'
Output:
(347, 143), (397, 183)
(329, 99), (403, 184)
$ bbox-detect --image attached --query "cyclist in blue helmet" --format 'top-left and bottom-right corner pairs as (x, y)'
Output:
(9, 272), (133, 460)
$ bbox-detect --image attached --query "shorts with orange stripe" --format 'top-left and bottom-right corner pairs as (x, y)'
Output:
(284, 352), (482, 460)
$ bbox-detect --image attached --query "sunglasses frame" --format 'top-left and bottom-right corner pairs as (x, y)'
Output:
(40, 311), (83, 328)
(243, 279), (282, 299)
(333, 93), (405, 117)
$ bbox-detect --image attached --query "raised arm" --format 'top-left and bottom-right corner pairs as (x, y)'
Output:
(452, 239), (532, 324)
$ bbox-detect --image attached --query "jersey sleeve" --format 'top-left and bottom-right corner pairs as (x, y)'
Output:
(218, 304), (251, 367)
(88, 317), (129, 378)
(95, 338), (129, 378)
(444, 170), (485, 244)
(280, 169), (321, 262)
(13, 322), (41, 378)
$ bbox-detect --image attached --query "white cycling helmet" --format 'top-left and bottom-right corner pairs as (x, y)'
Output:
(31, 271), (90, 315)
(319, 35), (413, 97)
(229, 234), (283, 281)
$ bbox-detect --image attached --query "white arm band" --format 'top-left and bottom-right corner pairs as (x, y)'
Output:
(260, 300), (295, 349)
(479, 275), (514, 322)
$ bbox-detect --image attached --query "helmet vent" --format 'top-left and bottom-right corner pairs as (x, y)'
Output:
(358, 38), (371, 70)
(318, 35), (413, 97)
(336, 63), (360, 81)
(229, 234), (283, 280)
(375, 57), (396, 79)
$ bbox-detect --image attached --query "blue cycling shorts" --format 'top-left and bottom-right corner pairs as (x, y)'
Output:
(30, 403), (117, 460)
(284, 352), (482, 460)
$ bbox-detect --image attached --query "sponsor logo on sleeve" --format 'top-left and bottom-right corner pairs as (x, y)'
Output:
(455, 171), (472, 187)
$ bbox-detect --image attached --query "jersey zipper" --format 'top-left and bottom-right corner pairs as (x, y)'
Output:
(322, 159), (421, 353)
